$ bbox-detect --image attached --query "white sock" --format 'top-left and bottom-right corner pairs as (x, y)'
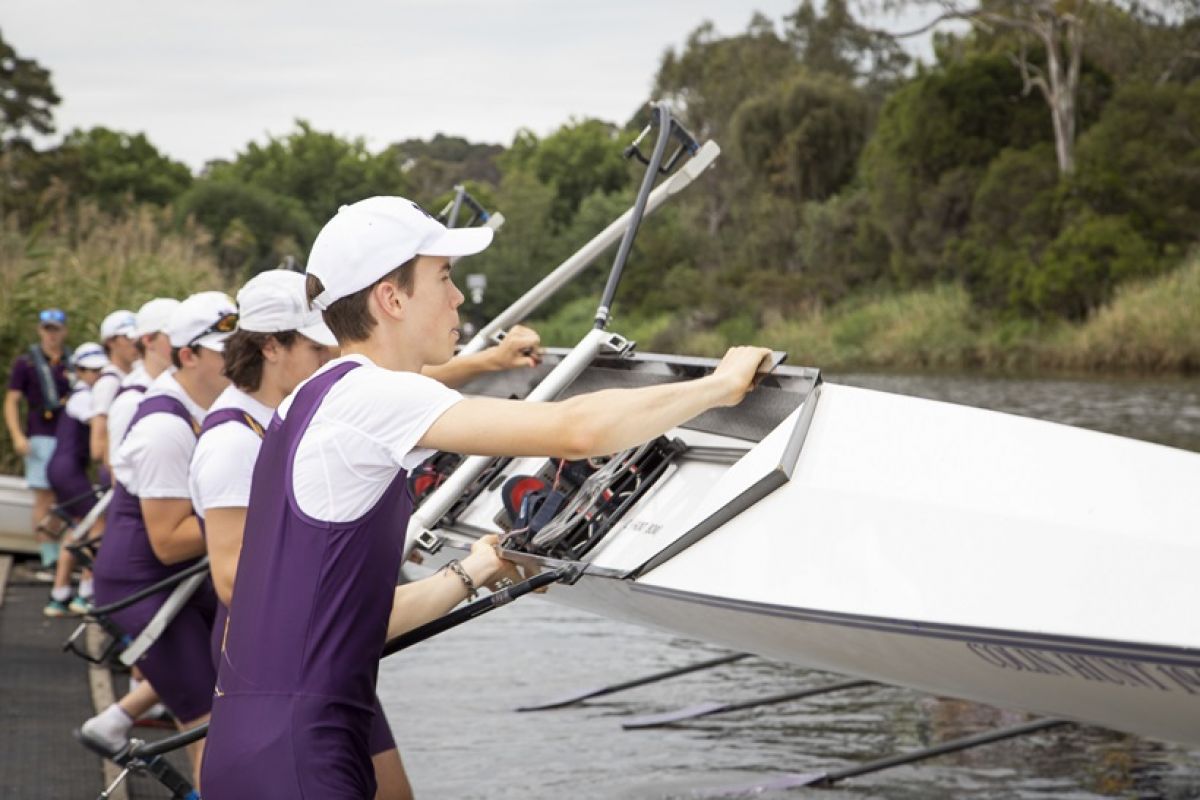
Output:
(51, 585), (71, 602)
(78, 578), (94, 599)
(82, 703), (134, 749)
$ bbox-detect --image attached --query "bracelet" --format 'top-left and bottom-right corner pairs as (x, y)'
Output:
(443, 559), (478, 601)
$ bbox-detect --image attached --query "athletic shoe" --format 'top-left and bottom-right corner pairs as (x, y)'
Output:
(32, 568), (57, 583)
(69, 596), (92, 615)
(43, 599), (71, 618)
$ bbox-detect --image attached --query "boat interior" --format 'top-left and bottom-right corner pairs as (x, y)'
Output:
(413, 346), (821, 580)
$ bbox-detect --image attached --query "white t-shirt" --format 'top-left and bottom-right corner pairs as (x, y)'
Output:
(279, 354), (462, 522)
(189, 385), (274, 519)
(91, 364), (129, 416)
(106, 364), (154, 466)
(112, 371), (205, 499)
(65, 385), (96, 424)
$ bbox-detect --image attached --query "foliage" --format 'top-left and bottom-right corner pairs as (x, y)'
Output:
(730, 71), (872, 202)
(0, 206), (226, 471)
(0, 30), (60, 142)
(500, 119), (632, 227)
(174, 178), (315, 279)
(207, 119), (409, 234)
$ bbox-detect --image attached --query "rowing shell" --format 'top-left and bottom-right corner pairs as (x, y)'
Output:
(411, 349), (1200, 746)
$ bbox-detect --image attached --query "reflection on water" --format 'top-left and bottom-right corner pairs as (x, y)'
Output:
(380, 373), (1200, 799)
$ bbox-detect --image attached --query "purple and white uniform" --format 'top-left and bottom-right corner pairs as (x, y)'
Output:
(92, 371), (217, 723)
(105, 363), (153, 467)
(191, 382), (403, 761)
(46, 384), (97, 520)
(202, 356), (460, 799)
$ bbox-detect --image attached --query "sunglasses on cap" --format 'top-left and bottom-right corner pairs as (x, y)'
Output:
(39, 309), (67, 327)
(186, 312), (239, 349)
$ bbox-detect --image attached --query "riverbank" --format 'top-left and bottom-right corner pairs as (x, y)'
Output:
(532, 256), (1200, 375)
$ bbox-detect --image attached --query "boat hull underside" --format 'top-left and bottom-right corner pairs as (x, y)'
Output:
(546, 574), (1200, 746)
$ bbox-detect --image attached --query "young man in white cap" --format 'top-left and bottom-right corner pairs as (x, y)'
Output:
(106, 298), (181, 466)
(43, 342), (108, 617)
(201, 197), (771, 799)
(77, 298), (181, 756)
(91, 309), (139, 469)
(90, 291), (235, 787)
(190, 269), (544, 800)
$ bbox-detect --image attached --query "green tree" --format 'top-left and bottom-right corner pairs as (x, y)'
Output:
(174, 179), (315, 279)
(861, 53), (1052, 281)
(500, 119), (630, 228)
(730, 71), (872, 202)
(0, 30), (60, 143)
(47, 127), (193, 213)
(786, 0), (910, 87)
(1071, 80), (1200, 250)
(210, 120), (408, 230)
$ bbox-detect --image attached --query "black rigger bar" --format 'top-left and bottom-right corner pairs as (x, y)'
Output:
(517, 653), (751, 712)
(706, 717), (1073, 796)
(621, 678), (872, 729)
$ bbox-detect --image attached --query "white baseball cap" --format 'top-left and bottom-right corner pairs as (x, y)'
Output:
(237, 270), (337, 347)
(306, 196), (493, 311)
(167, 291), (238, 352)
(99, 310), (136, 340)
(72, 342), (108, 370)
(134, 298), (182, 337)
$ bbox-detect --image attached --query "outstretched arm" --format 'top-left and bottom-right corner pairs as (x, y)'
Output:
(418, 346), (772, 459)
(421, 325), (542, 388)
(385, 534), (520, 639)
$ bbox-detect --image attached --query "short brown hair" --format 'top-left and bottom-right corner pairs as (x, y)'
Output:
(222, 330), (299, 392)
(305, 258), (417, 343)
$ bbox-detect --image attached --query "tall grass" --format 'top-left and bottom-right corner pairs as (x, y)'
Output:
(532, 256), (1200, 374)
(1, 204), (226, 472)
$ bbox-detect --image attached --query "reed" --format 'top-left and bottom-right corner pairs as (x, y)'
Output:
(0, 204), (226, 472)
(533, 256), (1200, 376)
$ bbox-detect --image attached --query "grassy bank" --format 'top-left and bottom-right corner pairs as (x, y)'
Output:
(0, 207), (225, 473)
(532, 256), (1200, 374)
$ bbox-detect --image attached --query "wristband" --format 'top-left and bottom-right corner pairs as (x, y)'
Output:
(443, 559), (478, 601)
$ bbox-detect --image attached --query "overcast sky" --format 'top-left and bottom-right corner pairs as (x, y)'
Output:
(5, 1), (935, 170)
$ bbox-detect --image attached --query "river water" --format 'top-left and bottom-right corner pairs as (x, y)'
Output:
(379, 372), (1200, 799)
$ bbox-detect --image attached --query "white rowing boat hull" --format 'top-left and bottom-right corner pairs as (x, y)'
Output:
(419, 360), (1200, 746)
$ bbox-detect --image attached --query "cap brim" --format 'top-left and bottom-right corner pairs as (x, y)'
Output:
(75, 357), (108, 370)
(193, 332), (232, 353)
(298, 320), (338, 348)
(419, 226), (494, 258)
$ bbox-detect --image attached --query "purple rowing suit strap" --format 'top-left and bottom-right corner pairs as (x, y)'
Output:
(91, 393), (217, 723)
(203, 361), (412, 799)
(115, 381), (149, 398)
(46, 389), (97, 520)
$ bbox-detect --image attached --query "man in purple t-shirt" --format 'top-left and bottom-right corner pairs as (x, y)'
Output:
(4, 308), (72, 567)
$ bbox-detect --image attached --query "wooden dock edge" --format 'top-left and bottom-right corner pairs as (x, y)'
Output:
(86, 624), (129, 800)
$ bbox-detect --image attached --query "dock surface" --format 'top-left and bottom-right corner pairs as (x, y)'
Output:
(0, 556), (192, 799)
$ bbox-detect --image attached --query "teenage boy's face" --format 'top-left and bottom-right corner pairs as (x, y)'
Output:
(38, 323), (66, 351)
(107, 334), (138, 365)
(278, 336), (336, 395)
(407, 256), (465, 365)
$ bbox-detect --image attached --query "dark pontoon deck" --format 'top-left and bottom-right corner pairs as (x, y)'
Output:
(0, 555), (191, 799)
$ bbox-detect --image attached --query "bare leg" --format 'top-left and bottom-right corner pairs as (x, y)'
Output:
(52, 543), (76, 593)
(32, 488), (55, 537)
(117, 679), (162, 720)
(373, 748), (414, 800)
